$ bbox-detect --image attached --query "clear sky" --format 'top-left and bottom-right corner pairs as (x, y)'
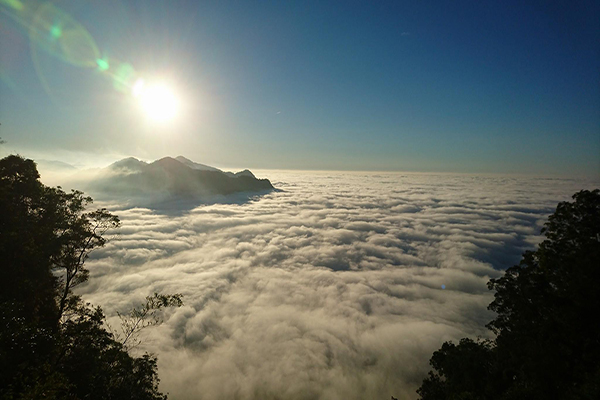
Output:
(1, 0), (599, 175)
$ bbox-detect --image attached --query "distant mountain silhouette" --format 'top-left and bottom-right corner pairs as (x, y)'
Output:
(36, 159), (77, 171)
(108, 157), (147, 173)
(174, 156), (256, 178)
(88, 156), (273, 201)
(174, 156), (222, 172)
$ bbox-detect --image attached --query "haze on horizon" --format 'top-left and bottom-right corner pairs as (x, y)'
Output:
(1, 0), (599, 176)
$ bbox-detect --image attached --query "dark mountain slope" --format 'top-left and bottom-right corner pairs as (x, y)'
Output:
(89, 156), (273, 200)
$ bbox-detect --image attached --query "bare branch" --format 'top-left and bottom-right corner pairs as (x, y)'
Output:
(118, 293), (183, 349)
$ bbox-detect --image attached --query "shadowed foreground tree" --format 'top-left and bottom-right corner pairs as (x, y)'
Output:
(115, 293), (184, 350)
(416, 189), (600, 400)
(0, 155), (179, 399)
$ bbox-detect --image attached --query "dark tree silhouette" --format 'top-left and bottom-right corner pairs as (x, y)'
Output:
(417, 189), (600, 400)
(116, 292), (184, 350)
(0, 155), (173, 399)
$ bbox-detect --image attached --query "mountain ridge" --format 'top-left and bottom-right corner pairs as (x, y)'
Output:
(88, 156), (274, 204)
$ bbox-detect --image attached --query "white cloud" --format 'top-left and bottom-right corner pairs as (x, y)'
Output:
(79, 171), (598, 400)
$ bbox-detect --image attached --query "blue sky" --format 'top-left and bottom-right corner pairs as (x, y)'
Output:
(1, 0), (599, 175)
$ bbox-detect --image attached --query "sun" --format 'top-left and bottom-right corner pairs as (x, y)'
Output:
(133, 80), (179, 122)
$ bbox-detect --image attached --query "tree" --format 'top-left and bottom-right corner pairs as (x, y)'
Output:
(417, 189), (600, 400)
(0, 155), (119, 323)
(417, 338), (500, 400)
(1, 155), (61, 326)
(56, 304), (168, 400)
(0, 155), (177, 399)
(116, 292), (184, 350)
(52, 196), (120, 320)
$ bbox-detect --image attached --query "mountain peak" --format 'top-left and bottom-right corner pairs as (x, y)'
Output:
(175, 156), (193, 163)
(92, 156), (274, 203)
(174, 156), (221, 172)
(235, 169), (255, 179)
(152, 156), (182, 166)
(108, 157), (147, 171)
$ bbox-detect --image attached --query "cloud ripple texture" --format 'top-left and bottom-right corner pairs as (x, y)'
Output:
(80, 171), (599, 400)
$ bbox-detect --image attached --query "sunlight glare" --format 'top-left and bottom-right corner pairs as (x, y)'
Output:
(135, 80), (179, 123)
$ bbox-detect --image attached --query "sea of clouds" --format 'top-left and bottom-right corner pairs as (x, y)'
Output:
(76, 171), (598, 400)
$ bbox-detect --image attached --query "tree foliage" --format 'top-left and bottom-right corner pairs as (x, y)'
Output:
(116, 292), (184, 350)
(0, 155), (178, 399)
(417, 189), (600, 400)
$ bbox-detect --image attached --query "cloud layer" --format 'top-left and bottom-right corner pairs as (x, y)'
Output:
(79, 171), (597, 400)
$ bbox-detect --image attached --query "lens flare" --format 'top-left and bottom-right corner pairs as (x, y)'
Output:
(1, 0), (24, 11)
(113, 63), (135, 92)
(96, 58), (109, 71)
(50, 24), (62, 38)
(1, 0), (184, 121)
(30, 3), (100, 68)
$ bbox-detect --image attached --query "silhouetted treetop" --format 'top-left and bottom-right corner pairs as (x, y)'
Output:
(417, 189), (600, 400)
(0, 155), (172, 399)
